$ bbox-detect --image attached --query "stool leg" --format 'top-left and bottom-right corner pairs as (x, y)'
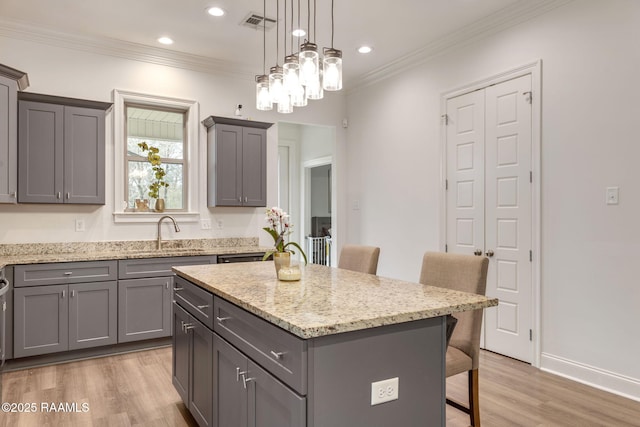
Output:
(469, 369), (480, 427)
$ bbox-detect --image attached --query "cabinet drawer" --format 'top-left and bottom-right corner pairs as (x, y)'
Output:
(118, 255), (216, 279)
(14, 261), (117, 287)
(214, 297), (307, 395)
(173, 276), (214, 329)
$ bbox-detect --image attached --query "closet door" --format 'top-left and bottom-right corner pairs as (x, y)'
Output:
(483, 75), (533, 363)
(445, 74), (533, 363)
(445, 89), (485, 257)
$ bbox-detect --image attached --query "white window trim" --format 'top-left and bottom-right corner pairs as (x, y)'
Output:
(112, 89), (200, 223)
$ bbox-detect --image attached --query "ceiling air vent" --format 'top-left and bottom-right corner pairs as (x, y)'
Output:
(241, 12), (276, 30)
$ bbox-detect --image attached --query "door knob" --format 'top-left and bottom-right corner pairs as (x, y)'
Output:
(473, 249), (482, 256)
(485, 250), (494, 257)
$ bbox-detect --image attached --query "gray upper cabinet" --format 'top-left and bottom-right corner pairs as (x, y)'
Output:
(203, 116), (272, 207)
(0, 64), (29, 204)
(17, 92), (111, 204)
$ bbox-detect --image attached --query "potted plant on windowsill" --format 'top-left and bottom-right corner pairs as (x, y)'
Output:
(263, 207), (307, 277)
(138, 142), (169, 212)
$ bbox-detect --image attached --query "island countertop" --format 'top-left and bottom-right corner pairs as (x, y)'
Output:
(173, 261), (498, 339)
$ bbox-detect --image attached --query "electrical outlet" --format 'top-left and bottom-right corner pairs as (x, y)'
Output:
(75, 219), (85, 232)
(216, 219), (224, 229)
(371, 377), (399, 405)
(606, 187), (619, 205)
(201, 219), (212, 230)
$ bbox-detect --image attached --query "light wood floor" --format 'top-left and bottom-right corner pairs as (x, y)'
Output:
(1, 348), (639, 426)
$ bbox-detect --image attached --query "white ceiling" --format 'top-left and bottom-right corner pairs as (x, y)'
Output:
(0, 0), (567, 87)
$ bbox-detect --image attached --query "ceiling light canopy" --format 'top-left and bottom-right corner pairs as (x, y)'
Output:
(157, 36), (174, 45)
(358, 45), (373, 54)
(255, 0), (342, 113)
(207, 6), (225, 17)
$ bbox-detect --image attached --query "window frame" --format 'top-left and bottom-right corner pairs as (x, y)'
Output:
(112, 89), (199, 223)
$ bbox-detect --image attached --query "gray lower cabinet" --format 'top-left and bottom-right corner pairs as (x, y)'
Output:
(173, 302), (213, 427)
(14, 280), (117, 358)
(17, 92), (111, 204)
(117, 256), (216, 342)
(118, 277), (172, 343)
(203, 116), (272, 207)
(213, 334), (306, 427)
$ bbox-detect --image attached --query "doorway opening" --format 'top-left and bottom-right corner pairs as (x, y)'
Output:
(278, 122), (336, 266)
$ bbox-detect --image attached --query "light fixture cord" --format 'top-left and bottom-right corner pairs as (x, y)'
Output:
(276, 0), (280, 66)
(290, 0), (294, 55)
(313, 0), (317, 43)
(307, 0), (310, 43)
(284, 0), (288, 55)
(331, 0), (334, 48)
(297, 0), (301, 50)
(263, 0), (267, 74)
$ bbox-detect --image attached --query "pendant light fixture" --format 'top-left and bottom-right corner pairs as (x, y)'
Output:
(256, 0), (272, 111)
(284, 0), (307, 107)
(323, 0), (342, 91)
(255, 0), (342, 113)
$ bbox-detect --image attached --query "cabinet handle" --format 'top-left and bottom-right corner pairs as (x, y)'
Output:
(165, 282), (169, 290)
(238, 197), (242, 203)
(241, 372), (254, 389)
(173, 287), (183, 292)
(270, 350), (284, 360)
(216, 316), (231, 323)
(244, 196), (248, 203)
(10, 191), (16, 198)
(197, 304), (209, 310)
(236, 367), (247, 382)
(64, 272), (73, 276)
(71, 290), (75, 297)
(61, 290), (66, 298)
(57, 192), (61, 199)
(66, 192), (70, 199)
(183, 323), (195, 332)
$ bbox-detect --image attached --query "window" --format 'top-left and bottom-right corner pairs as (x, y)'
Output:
(112, 89), (199, 223)
(125, 105), (186, 210)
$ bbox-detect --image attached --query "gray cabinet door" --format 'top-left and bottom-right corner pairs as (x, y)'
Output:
(118, 277), (172, 343)
(213, 124), (243, 206)
(0, 75), (18, 203)
(68, 281), (117, 350)
(248, 359), (306, 427)
(64, 106), (105, 204)
(172, 302), (190, 404)
(14, 284), (68, 358)
(18, 100), (64, 203)
(213, 334), (248, 427)
(190, 317), (214, 427)
(241, 127), (266, 207)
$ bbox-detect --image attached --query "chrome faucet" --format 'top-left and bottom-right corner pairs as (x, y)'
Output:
(157, 215), (180, 250)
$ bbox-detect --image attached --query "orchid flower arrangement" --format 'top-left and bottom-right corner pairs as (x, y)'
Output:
(262, 207), (308, 264)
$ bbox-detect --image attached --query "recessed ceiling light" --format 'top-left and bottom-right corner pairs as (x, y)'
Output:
(207, 6), (225, 17)
(158, 37), (174, 45)
(358, 45), (373, 54)
(292, 28), (306, 37)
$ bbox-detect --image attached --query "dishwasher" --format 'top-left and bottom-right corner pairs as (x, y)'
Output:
(217, 253), (266, 263)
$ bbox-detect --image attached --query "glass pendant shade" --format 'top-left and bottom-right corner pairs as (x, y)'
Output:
(269, 66), (285, 103)
(299, 42), (319, 87)
(283, 54), (300, 95)
(277, 92), (293, 113)
(306, 61), (323, 100)
(291, 83), (307, 107)
(255, 75), (272, 111)
(322, 48), (342, 91)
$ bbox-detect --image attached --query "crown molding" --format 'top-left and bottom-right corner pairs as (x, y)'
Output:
(0, 17), (257, 82)
(347, 0), (574, 93)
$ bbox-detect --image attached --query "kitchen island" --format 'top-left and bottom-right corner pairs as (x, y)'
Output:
(172, 261), (497, 427)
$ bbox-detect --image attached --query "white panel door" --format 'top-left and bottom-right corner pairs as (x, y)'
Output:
(446, 90), (485, 256)
(484, 75), (532, 362)
(445, 74), (533, 363)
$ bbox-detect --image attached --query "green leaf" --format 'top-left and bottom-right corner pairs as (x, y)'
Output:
(284, 241), (308, 265)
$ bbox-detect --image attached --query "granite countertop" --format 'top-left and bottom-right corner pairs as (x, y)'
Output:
(0, 238), (268, 269)
(173, 262), (498, 339)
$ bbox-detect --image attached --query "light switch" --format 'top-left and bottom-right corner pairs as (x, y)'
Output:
(606, 187), (619, 205)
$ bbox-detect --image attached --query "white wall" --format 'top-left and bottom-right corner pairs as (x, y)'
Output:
(346, 0), (640, 400)
(0, 35), (347, 249)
